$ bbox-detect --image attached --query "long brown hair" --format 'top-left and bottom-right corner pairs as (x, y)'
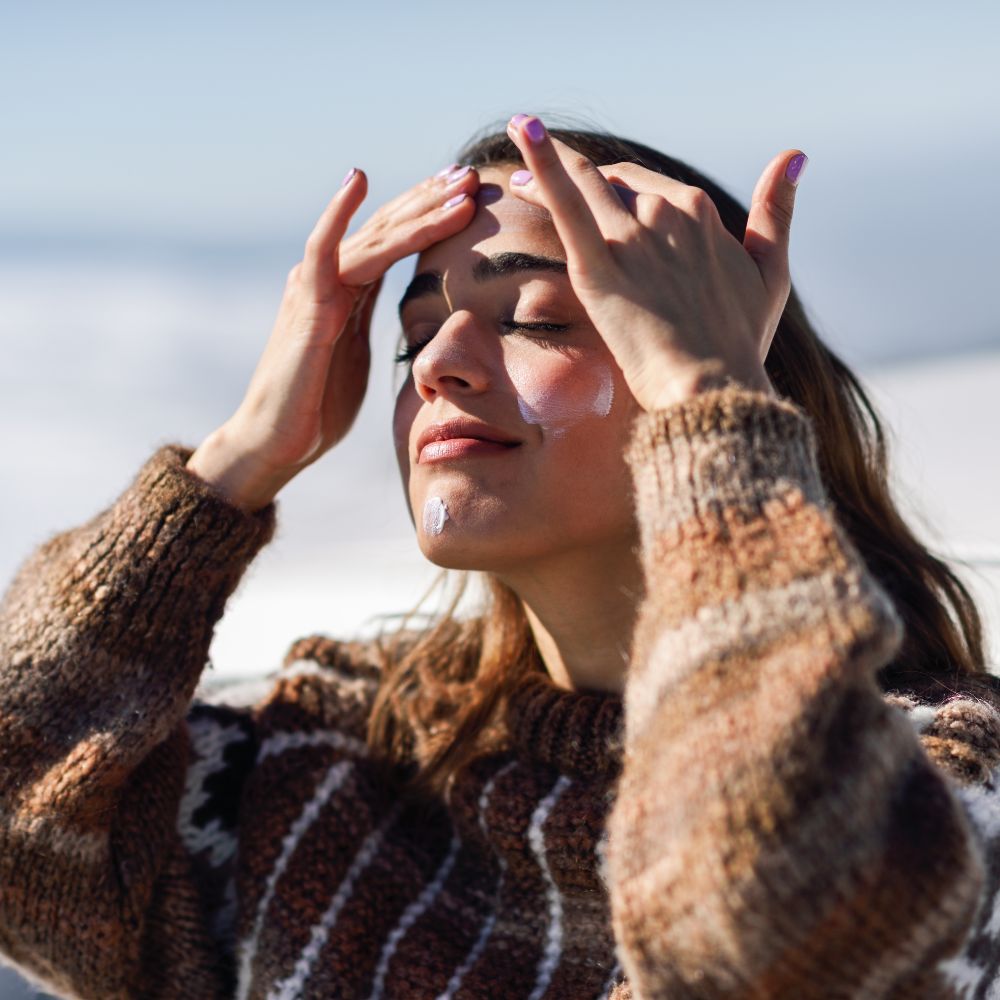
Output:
(367, 125), (991, 797)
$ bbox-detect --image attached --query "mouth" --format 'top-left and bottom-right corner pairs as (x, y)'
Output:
(417, 419), (521, 465)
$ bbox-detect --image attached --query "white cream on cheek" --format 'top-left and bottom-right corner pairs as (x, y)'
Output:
(507, 354), (615, 437)
(422, 496), (449, 535)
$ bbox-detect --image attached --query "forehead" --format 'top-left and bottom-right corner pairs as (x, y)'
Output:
(414, 166), (565, 275)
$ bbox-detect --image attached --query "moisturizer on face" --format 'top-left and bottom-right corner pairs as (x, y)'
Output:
(508, 360), (615, 437)
(423, 496), (450, 535)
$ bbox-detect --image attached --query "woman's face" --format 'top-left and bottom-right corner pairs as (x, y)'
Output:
(392, 165), (641, 573)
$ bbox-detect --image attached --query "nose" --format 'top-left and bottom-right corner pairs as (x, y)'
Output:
(411, 311), (493, 404)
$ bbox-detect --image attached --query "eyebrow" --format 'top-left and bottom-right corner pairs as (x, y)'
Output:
(397, 252), (568, 317)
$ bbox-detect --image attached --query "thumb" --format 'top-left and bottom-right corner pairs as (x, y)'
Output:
(744, 149), (808, 300)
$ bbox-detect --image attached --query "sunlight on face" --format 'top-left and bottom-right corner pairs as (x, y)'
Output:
(392, 165), (640, 574)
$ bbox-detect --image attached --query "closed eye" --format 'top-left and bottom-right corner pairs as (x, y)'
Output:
(394, 332), (436, 366)
(393, 321), (572, 368)
(501, 320), (570, 334)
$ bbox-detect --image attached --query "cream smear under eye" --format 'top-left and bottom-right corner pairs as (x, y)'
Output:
(423, 496), (449, 535)
(508, 361), (615, 437)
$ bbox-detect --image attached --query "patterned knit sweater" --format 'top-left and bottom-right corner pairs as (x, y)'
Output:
(3, 386), (1000, 999)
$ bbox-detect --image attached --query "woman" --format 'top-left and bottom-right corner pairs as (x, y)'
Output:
(1, 115), (998, 999)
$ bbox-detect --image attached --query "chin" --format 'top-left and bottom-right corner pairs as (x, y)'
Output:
(416, 533), (515, 573)
(409, 487), (522, 570)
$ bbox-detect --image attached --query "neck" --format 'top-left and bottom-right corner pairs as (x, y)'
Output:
(497, 539), (643, 695)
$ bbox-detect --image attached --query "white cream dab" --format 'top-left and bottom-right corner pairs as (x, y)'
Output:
(423, 496), (449, 535)
(510, 363), (614, 437)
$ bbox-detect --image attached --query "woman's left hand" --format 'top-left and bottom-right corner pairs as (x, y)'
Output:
(505, 114), (807, 412)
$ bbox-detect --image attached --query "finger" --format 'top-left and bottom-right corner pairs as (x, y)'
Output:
(367, 162), (477, 224)
(543, 134), (637, 231)
(633, 192), (675, 232)
(505, 115), (630, 271)
(506, 168), (549, 209)
(302, 165), (478, 299)
(511, 166), (640, 218)
(598, 162), (726, 232)
(744, 149), (807, 301)
(301, 168), (369, 297)
(597, 162), (690, 201)
(338, 172), (479, 286)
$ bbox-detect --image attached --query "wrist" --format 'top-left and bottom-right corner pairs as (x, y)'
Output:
(186, 424), (285, 512)
(644, 361), (775, 412)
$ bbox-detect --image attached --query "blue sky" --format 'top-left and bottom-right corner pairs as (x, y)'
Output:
(3, 0), (998, 243)
(3, 0), (998, 368)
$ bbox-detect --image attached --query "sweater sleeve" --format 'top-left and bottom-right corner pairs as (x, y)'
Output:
(0, 445), (276, 998)
(606, 385), (987, 999)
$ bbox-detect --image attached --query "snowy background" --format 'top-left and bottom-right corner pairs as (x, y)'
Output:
(2, 0), (998, 995)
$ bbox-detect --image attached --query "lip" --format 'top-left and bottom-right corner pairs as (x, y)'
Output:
(417, 418), (521, 464)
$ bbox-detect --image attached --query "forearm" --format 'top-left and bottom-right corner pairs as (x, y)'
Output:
(0, 444), (274, 799)
(0, 445), (274, 996)
(608, 386), (984, 998)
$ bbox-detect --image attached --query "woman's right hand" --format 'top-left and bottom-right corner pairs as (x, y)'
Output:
(186, 165), (480, 511)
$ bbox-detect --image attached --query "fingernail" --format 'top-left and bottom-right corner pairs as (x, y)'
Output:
(341, 167), (357, 187)
(443, 193), (468, 210)
(510, 170), (533, 187)
(445, 165), (472, 185)
(435, 162), (460, 178)
(522, 117), (547, 144)
(785, 153), (808, 186)
(509, 113), (530, 130)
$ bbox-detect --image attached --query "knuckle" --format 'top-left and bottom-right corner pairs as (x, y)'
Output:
(645, 195), (671, 223)
(686, 187), (712, 213)
(286, 263), (303, 286)
(362, 214), (388, 237)
(764, 194), (794, 230)
(608, 161), (638, 178)
(303, 232), (322, 258)
(687, 188), (722, 225)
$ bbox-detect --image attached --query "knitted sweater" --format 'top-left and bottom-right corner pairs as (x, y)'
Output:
(2, 386), (1000, 1000)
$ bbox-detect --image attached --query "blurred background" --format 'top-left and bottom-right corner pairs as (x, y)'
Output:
(1, 1), (998, 995)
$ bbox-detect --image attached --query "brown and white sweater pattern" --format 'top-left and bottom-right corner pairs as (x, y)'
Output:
(2, 386), (1000, 998)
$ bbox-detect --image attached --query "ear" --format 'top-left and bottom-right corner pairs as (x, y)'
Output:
(744, 150), (808, 304)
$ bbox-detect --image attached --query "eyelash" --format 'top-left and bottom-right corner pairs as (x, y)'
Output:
(393, 321), (570, 366)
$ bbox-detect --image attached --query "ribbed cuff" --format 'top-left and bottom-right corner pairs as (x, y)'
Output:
(626, 386), (828, 558)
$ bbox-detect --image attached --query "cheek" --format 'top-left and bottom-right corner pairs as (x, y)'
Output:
(505, 350), (617, 437)
(392, 382), (420, 485)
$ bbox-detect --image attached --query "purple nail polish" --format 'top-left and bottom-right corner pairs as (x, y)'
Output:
(446, 165), (472, 184)
(435, 162), (460, 178)
(443, 193), (467, 209)
(510, 170), (533, 187)
(785, 153), (808, 186)
(509, 113), (530, 129)
(523, 118), (547, 144)
(341, 167), (357, 187)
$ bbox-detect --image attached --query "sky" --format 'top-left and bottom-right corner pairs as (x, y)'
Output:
(2, 3), (996, 231)
(3, 0), (998, 363)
